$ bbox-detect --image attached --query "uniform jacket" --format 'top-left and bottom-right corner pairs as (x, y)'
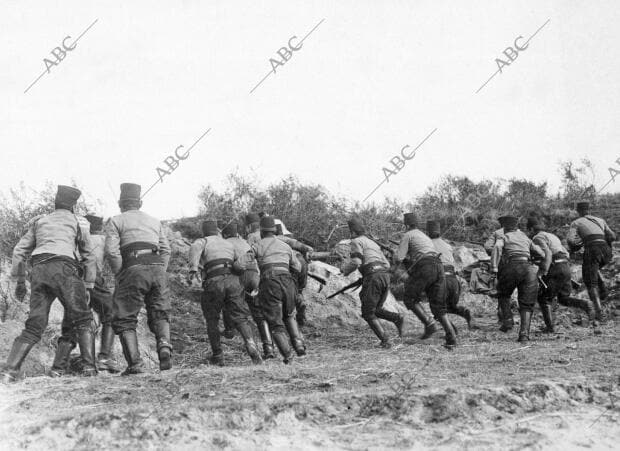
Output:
(567, 215), (615, 249)
(344, 235), (389, 276)
(484, 228), (504, 254)
(227, 236), (258, 272)
(251, 236), (301, 273)
(11, 209), (96, 287)
(104, 209), (171, 274)
(190, 235), (244, 274)
(532, 231), (569, 274)
(396, 229), (436, 266)
(490, 230), (543, 272)
(431, 237), (455, 266)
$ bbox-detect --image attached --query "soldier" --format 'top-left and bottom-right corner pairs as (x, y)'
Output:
(567, 201), (616, 321)
(105, 183), (172, 375)
(484, 217), (509, 254)
(427, 220), (472, 328)
(275, 223), (313, 326)
(221, 221), (275, 359)
(1, 185), (97, 383)
(189, 220), (262, 366)
(395, 213), (457, 348)
(526, 217), (599, 333)
(344, 218), (404, 348)
(245, 213), (261, 247)
(250, 216), (305, 363)
(490, 215), (544, 342)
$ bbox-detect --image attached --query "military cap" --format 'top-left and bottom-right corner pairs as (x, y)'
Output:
(347, 218), (365, 234)
(426, 220), (441, 237)
(403, 213), (418, 227)
(245, 213), (260, 224)
(221, 221), (237, 238)
(119, 183), (141, 202)
(202, 219), (219, 236)
(260, 216), (276, 232)
(576, 201), (590, 213)
(55, 185), (82, 208)
(498, 215), (518, 230)
(85, 214), (104, 231)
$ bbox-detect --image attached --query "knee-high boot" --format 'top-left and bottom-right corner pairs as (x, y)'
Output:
(517, 310), (532, 342)
(539, 303), (554, 333)
(1, 338), (34, 383)
(236, 322), (263, 364)
(119, 330), (145, 376)
(76, 328), (98, 376)
(153, 320), (173, 371)
(272, 330), (294, 364)
(587, 288), (604, 321)
(366, 318), (392, 348)
(285, 315), (306, 356)
(49, 338), (76, 377)
(438, 315), (457, 348)
(498, 297), (514, 332)
(97, 324), (120, 373)
(409, 303), (438, 339)
(454, 306), (472, 329)
(257, 320), (275, 359)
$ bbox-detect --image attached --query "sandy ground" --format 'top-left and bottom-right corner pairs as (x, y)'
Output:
(1, 280), (619, 450)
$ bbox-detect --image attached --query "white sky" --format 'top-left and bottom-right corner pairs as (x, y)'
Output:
(1, 0), (618, 219)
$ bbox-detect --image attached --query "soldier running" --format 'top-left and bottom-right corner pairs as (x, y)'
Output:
(395, 213), (457, 348)
(250, 216), (305, 363)
(275, 223), (313, 326)
(491, 215), (544, 342)
(2, 185), (98, 382)
(567, 201), (616, 321)
(344, 218), (404, 348)
(221, 221), (275, 359)
(189, 220), (262, 366)
(427, 220), (472, 328)
(526, 217), (599, 333)
(105, 183), (172, 375)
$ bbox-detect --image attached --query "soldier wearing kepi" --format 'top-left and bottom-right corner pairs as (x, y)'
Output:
(567, 201), (616, 321)
(221, 221), (275, 359)
(105, 183), (172, 375)
(84, 215), (120, 372)
(526, 217), (599, 333)
(189, 220), (262, 366)
(491, 215), (543, 342)
(395, 213), (457, 348)
(427, 220), (472, 328)
(275, 223), (313, 326)
(344, 218), (404, 348)
(245, 213), (262, 248)
(251, 216), (305, 363)
(1, 185), (97, 383)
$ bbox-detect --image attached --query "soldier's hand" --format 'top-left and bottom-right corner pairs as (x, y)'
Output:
(14, 280), (27, 302)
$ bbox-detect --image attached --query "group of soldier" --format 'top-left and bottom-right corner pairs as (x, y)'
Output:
(0, 183), (616, 382)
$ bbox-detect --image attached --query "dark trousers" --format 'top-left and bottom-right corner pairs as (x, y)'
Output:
(360, 272), (400, 322)
(403, 257), (448, 318)
(582, 242), (612, 289)
(222, 271), (261, 331)
(112, 264), (170, 334)
(539, 261), (572, 307)
(258, 273), (297, 334)
(497, 261), (538, 312)
(202, 274), (251, 354)
(445, 274), (462, 313)
(19, 260), (92, 345)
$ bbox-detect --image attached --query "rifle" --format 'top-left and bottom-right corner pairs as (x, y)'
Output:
(367, 233), (395, 255)
(326, 278), (363, 299)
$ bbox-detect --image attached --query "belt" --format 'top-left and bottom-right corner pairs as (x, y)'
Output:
(360, 262), (389, 277)
(507, 256), (529, 263)
(553, 258), (568, 264)
(584, 234), (606, 245)
(260, 262), (289, 272)
(203, 267), (232, 279)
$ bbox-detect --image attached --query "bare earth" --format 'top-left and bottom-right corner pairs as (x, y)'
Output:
(1, 277), (619, 451)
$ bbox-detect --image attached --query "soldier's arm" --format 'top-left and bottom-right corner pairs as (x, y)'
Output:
(483, 234), (496, 254)
(289, 246), (302, 273)
(281, 236), (312, 254)
(394, 235), (409, 264)
(77, 217), (96, 288)
(104, 218), (123, 275)
(188, 239), (204, 273)
(10, 223), (37, 281)
(343, 239), (362, 276)
(490, 238), (504, 273)
(602, 219), (617, 242)
(533, 237), (552, 275)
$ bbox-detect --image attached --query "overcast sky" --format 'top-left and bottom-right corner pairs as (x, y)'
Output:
(1, 0), (618, 219)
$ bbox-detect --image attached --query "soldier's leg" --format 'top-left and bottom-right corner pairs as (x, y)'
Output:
(90, 282), (120, 373)
(221, 309), (236, 339)
(582, 249), (604, 321)
(373, 273), (404, 336)
(112, 267), (147, 375)
(403, 271), (438, 339)
(516, 265), (538, 342)
(223, 276), (262, 364)
(54, 262), (97, 376)
(1, 265), (54, 383)
(537, 271), (555, 333)
(259, 277), (293, 363)
(144, 266), (173, 371)
(49, 316), (76, 377)
(497, 266), (517, 332)
(554, 262), (599, 333)
(201, 279), (225, 365)
(445, 275), (471, 328)
(282, 275), (306, 356)
(426, 265), (456, 348)
(247, 292), (275, 359)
